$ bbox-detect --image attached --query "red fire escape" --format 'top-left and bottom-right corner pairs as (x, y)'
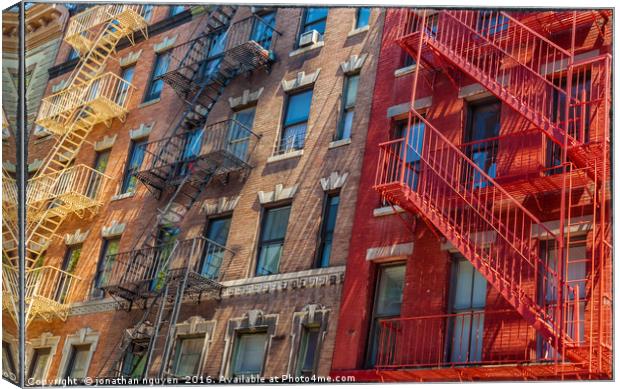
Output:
(374, 10), (611, 380)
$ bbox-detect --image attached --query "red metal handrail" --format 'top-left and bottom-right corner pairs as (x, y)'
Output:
(374, 109), (574, 343)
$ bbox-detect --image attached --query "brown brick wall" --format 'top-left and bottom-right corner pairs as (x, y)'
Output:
(11, 5), (384, 382)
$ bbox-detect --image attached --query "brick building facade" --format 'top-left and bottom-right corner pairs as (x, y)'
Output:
(2, 4), (382, 384)
(331, 8), (612, 382)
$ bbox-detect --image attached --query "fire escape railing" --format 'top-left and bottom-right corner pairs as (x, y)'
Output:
(99, 236), (234, 296)
(397, 10), (607, 151)
(375, 110), (581, 346)
(25, 265), (85, 322)
(65, 4), (149, 54)
(375, 310), (578, 370)
(37, 73), (135, 136)
(136, 119), (260, 184)
(162, 13), (279, 93)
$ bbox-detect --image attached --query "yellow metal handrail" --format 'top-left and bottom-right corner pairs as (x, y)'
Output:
(25, 265), (84, 323)
(65, 4), (149, 53)
(36, 72), (136, 135)
(27, 164), (111, 206)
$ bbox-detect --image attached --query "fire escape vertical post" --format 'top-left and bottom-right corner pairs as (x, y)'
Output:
(402, 10), (426, 186)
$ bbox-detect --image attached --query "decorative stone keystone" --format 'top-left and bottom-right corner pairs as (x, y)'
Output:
(281, 69), (321, 92)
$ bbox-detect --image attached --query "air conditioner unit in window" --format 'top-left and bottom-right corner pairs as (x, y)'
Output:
(299, 30), (320, 47)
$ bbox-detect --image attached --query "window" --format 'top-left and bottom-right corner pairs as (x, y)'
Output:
(279, 89), (313, 154)
(547, 73), (591, 174)
(121, 341), (147, 378)
(538, 241), (587, 359)
(355, 8), (371, 29)
(337, 74), (359, 140)
(402, 51), (415, 68)
(228, 107), (256, 162)
(148, 226), (180, 291)
(144, 51), (170, 102)
(478, 11), (508, 36)
(199, 215), (232, 279)
(87, 149), (110, 198)
(67, 48), (79, 61)
(250, 11), (276, 50)
(176, 128), (203, 177)
(64, 344), (91, 379)
(296, 326), (320, 377)
(28, 347), (51, 381)
(173, 336), (205, 377)
(2, 341), (16, 380)
(169, 5), (186, 17)
(120, 139), (147, 194)
(116, 65), (135, 106)
(366, 264), (405, 367)
(256, 205), (291, 276)
(447, 256), (487, 363)
(231, 332), (267, 378)
(395, 119), (426, 191)
(93, 238), (121, 294)
(300, 8), (328, 39)
(55, 244), (82, 302)
(316, 193), (340, 268)
(196, 30), (227, 82)
(143, 5), (153, 22)
(463, 99), (501, 188)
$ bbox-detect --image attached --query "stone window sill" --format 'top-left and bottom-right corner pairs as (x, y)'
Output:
(267, 149), (304, 163)
(111, 191), (135, 201)
(394, 64), (417, 78)
(138, 98), (161, 108)
(289, 41), (324, 57)
(373, 205), (405, 217)
(347, 25), (369, 37)
(328, 138), (352, 149)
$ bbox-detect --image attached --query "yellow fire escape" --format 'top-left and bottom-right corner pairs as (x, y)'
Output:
(1, 5), (147, 326)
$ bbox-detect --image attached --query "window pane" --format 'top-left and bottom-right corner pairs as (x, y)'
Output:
(208, 30), (228, 57)
(284, 90), (313, 126)
(468, 101), (501, 141)
(122, 140), (146, 193)
(375, 265), (405, 317)
(229, 108), (256, 161)
(145, 52), (170, 101)
(344, 75), (359, 108)
(356, 8), (371, 29)
(262, 206), (291, 241)
(66, 345), (91, 379)
(257, 243), (283, 276)
(339, 110), (354, 140)
(233, 333), (267, 376)
(94, 150), (110, 173)
(250, 12), (276, 49)
(304, 8), (328, 25)
(200, 217), (232, 279)
(281, 122), (307, 152)
(97, 238), (120, 288)
(28, 348), (51, 381)
(317, 194), (340, 268)
(174, 337), (204, 376)
(298, 327), (319, 376)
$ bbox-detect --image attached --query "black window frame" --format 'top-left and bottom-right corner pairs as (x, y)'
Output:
(364, 262), (406, 368)
(336, 73), (359, 141)
(295, 325), (321, 377)
(355, 7), (371, 29)
(198, 214), (233, 279)
(92, 237), (121, 296)
(120, 138), (147, 194)
(63, 344), (91, 379)
(230, 330), (268, 378)
(27, 347), (52, 381)
(462, 98), (501, 187)
(143, 51), (171, 102)
(298, 7), (328, 46)
(279, 88), (314, 154)
(315, 191), (340, 268)
(256, 203), (292, 276)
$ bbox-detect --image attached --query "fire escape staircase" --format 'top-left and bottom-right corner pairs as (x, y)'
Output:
(375, 10), (611, 374)
(0, 5), (147, 326)
(399, 10), (610, 178)
(94, 5), (274, 379)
